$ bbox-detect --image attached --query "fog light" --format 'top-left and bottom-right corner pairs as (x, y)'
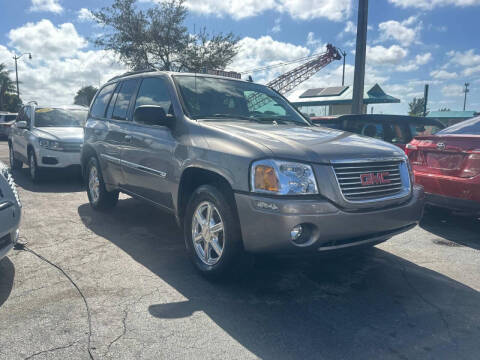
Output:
(291, 225), (303, 241)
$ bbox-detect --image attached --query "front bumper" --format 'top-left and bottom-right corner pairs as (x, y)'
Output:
(0, 202), (21, 260)
(35, 147), (81, 168)
(425, 193), (480, 214)
(235, 185), (424, 253)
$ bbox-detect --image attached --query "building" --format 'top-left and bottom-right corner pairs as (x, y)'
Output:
(288, 84), (400, 116)
(427, 110), (478, 127)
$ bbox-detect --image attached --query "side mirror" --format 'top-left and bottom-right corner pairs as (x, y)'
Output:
(134, 105), (174, 127)
(16, 121), (28, 129)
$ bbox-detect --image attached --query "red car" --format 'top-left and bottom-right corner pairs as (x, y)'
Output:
(406, 116), (480, 214)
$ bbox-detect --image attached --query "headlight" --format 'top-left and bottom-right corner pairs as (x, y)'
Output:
(251, 159), (318, 195)
(39, 138), (63, 150)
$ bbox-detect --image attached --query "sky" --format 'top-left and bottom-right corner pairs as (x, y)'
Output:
(0, 0), (479, 114)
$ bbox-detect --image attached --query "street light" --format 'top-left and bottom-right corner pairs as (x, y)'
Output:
(13, 52), (32, 97)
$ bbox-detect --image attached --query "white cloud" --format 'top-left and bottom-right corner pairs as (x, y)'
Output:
(397, 52), (432, 72)
(344, 20), (356, 34)
(29, 0), (63, 13)
(280, 0), (352, 21)
(145, 0), (352, 21)
(378, 16), (421, 46)
(306, 32), (323, 49)
(8, 20), (87, 61)
(271, 18), (281, 33)
(4, 21), (126, 106)
(367, 45), (408, 65)
(228, 36), (311, 83)
(389, 0), (480, 10)
(441, 84), (465, 97)
(447, 49), (480, 67)
(77, 8), (95, 22)
(463, 65), (480, 76)
(430, 69), (458, 79)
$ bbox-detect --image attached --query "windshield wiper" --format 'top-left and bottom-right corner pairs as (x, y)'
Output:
(197, 114), (253, 121)
(252, 117), (309, 126)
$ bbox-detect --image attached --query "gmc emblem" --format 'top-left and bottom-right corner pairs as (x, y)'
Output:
(360, 172), (391, 186)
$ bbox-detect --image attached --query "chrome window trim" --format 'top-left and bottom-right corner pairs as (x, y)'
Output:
(330, 157), (411, 204)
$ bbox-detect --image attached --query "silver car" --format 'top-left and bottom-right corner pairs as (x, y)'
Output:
(9, 103), (87, 182)
(82, 71), (424, 279)
(0, 161), (21, 261)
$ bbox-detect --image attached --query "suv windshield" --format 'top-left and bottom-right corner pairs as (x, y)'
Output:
(173, 75), (310, 126)
(436, 116), (480, 135)
(34, 108), (87, 128)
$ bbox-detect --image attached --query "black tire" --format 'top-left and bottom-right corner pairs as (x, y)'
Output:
(86, 157), (119, 210)
(28, 150), (42, 182)
(184, 184), (250, 280)
(9, 144), (22, 170)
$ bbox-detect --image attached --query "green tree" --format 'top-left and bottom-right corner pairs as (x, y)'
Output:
(0, 63), (19, 111)
(92, 0), (238, 72)
(408, 97), (427, 116)
(74, 85), (98, 106)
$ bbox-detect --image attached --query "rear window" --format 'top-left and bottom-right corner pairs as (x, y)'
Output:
(90, 83), (116, 118)
(409, 123), (442, 137)
(436, 116), (480, 135)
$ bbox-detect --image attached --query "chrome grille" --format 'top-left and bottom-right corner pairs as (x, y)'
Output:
(61, 142), (82, 153)
(333, 159), (408, 202)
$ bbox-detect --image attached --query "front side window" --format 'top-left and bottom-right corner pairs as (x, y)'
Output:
(173, 75), (309, 126)
(90, 83), (116, 118)
(134, 77), (173, 116)
(111, 79), (139, 120)
(34, 108), (88, 127)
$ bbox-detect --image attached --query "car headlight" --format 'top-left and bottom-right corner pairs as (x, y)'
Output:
(251, 159), (318, 195)
(39, 138), (63, 150)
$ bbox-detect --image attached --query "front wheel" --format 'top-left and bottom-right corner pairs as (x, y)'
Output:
(28, 151), (41, 182)
(184, 184), (249, 280)
(9, 145), (22, 170)
(86, 157), (119, 210)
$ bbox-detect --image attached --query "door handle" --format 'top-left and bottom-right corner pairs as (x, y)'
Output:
(124, 135), (132, 142)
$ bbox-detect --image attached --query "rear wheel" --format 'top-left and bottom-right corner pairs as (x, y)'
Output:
(184, 185), (249, 280)
(9, 144), (22, 170)
(86, 157), (118, 210)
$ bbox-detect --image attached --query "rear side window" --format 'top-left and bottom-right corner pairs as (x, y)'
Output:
(111, 79), (139, 120)
(436, 116), (480, 135)
(134, 77), (173, 116)
(90, 83), (116, 118)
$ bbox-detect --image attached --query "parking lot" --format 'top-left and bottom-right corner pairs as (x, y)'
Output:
(0, 140), (479, 359)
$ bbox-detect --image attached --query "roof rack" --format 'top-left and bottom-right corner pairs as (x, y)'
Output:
(107, 69), (157, 82)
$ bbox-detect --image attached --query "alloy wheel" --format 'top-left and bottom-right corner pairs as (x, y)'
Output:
(89, 165), (100, 204)
(191, 201), (225, 265)
(29, 154), (36, 179)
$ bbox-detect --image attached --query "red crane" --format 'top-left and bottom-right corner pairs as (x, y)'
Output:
(248, 44), (342, 109)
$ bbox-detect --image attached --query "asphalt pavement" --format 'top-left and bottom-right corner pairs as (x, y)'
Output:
(0, 140), (479, 360)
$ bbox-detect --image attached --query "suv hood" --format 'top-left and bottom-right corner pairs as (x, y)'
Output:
(204, 122), (405, 163)
(32, 127), (84, 142)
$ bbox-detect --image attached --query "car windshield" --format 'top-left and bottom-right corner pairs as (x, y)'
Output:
(436, 116), (480, 135)
(34, 108), (87, 128)
(173, 75), (310, 126)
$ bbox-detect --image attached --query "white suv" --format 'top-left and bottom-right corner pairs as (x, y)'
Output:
(8, 102), (88, 181)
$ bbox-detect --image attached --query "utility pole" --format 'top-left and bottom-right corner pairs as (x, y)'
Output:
(13, 52), (32, 97)
(423, 84), (429, 117)
(341, 50), (347, 86)
(463, 82), (470, 111)
(351, 0), (369, 114)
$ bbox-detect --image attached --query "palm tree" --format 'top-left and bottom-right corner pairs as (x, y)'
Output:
(0, 63), (17, 111)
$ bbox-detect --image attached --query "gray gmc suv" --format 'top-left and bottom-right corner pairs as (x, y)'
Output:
(82, 71), (424, 278)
